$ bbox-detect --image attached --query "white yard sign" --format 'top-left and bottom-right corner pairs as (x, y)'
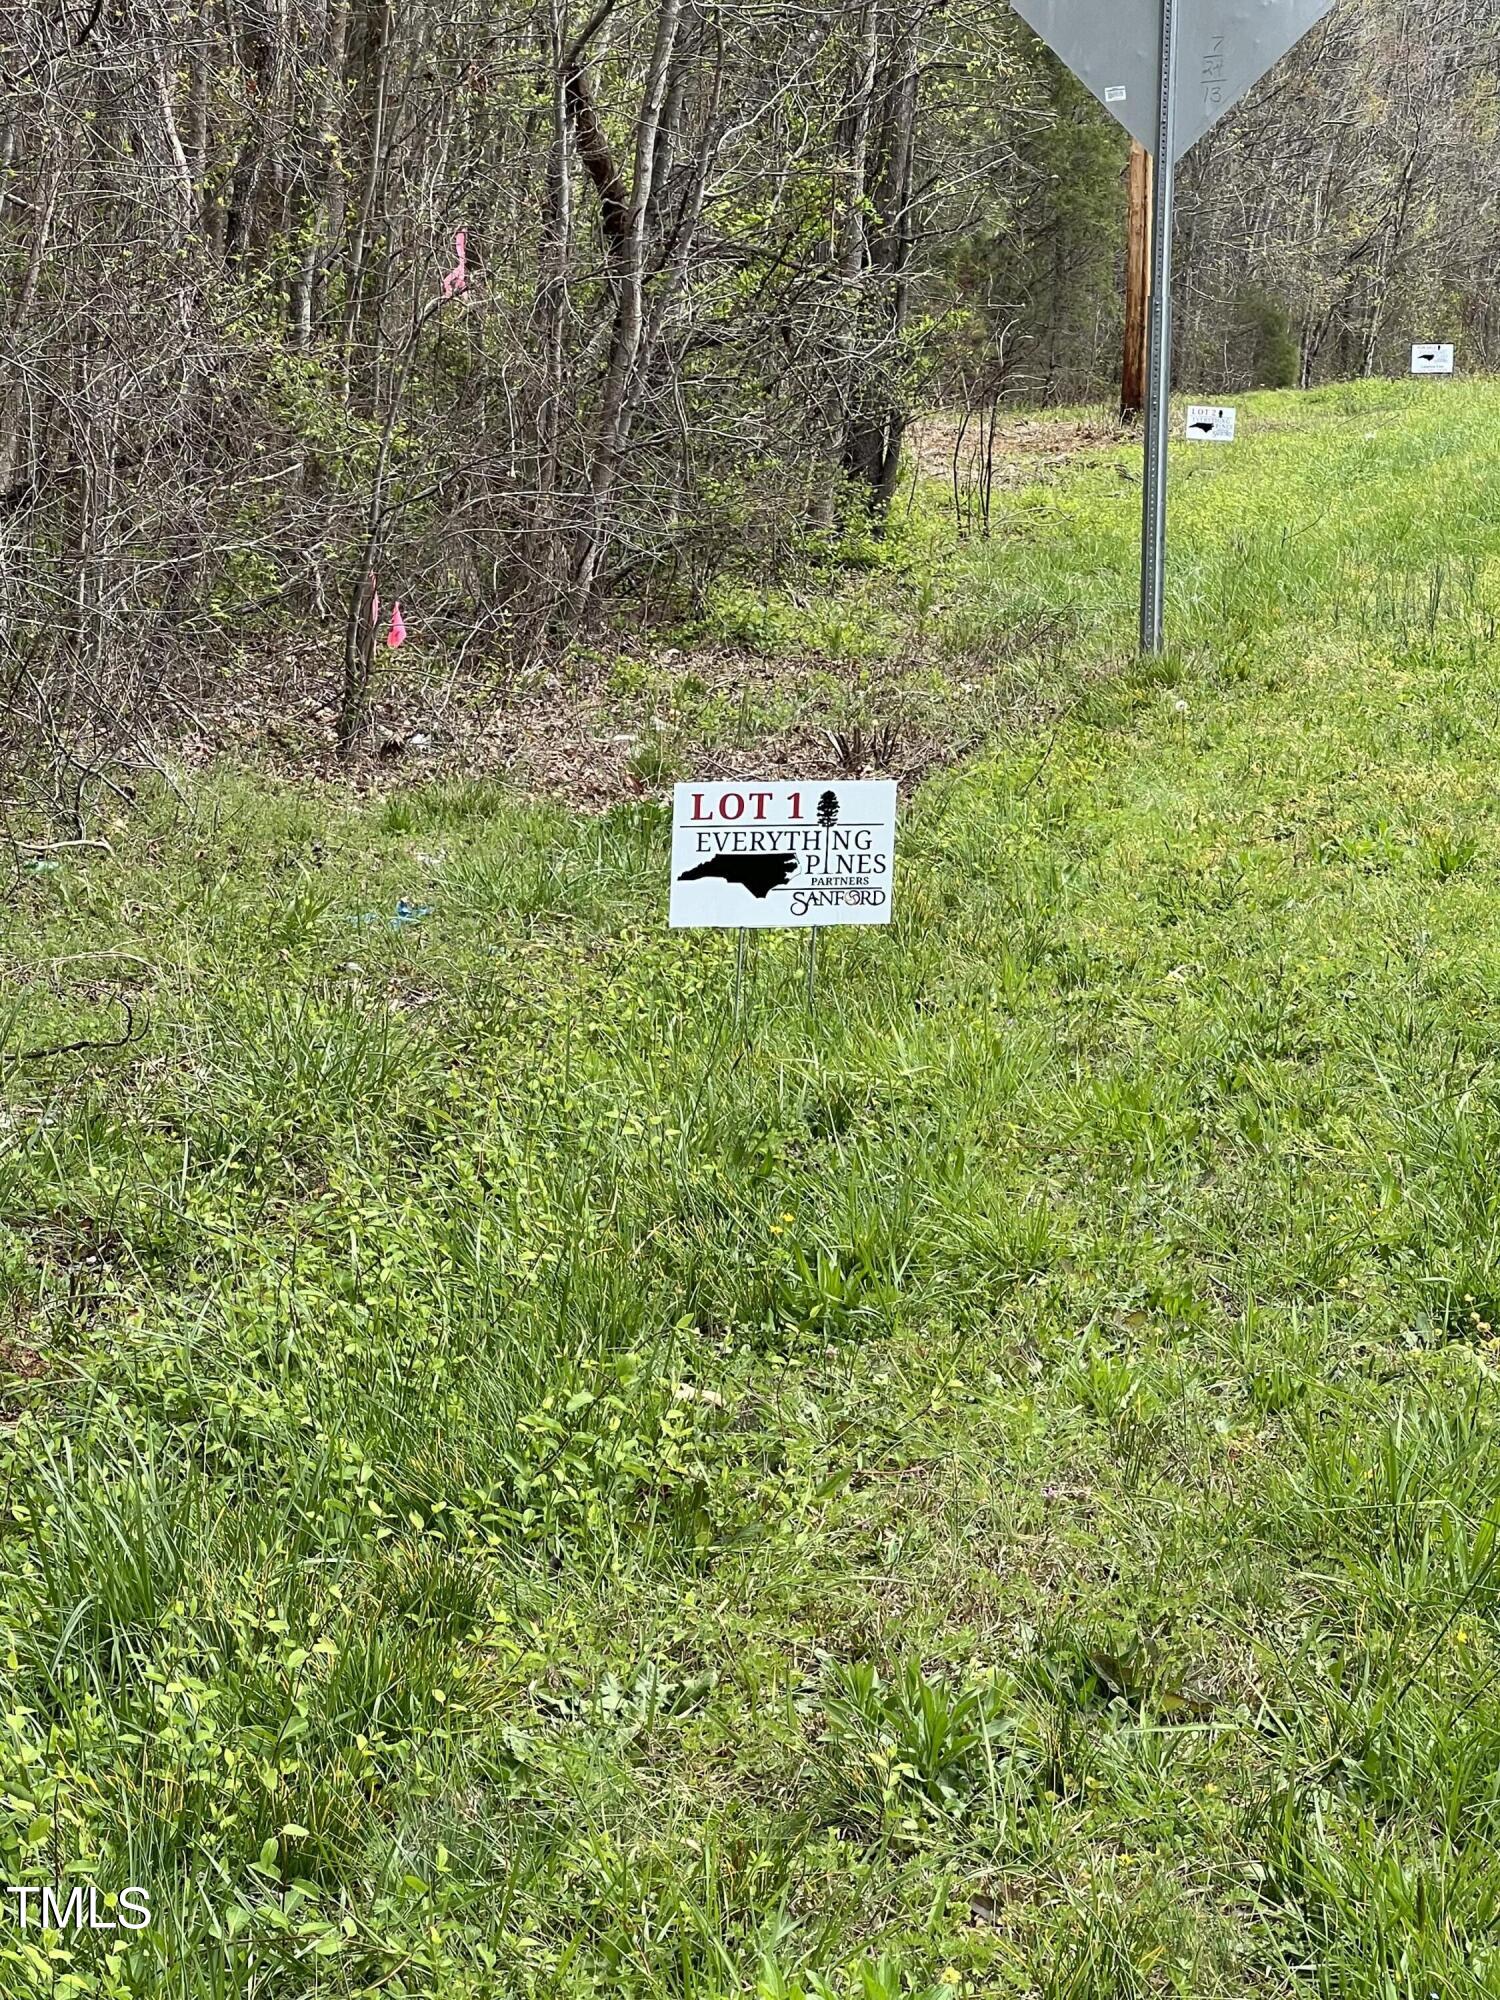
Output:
(670, 780), (896, 929)
(1412, 344), (1455, 376)
(1185, 405), (1236, 442)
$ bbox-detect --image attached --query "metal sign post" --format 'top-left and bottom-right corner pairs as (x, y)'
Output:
(1009, 0), (1342, 653)
(1140, 0), (1179, 656)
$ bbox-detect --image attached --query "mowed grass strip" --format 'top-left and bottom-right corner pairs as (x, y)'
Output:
(3, 378), (1500, 1997)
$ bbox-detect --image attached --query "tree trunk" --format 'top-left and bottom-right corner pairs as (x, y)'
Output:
(520, 0), (579, 643)
(290, 0), (351, 349)
(845, 4), (919, 516)
(570, 0), (685, 604)
(810, 0), (879, 530)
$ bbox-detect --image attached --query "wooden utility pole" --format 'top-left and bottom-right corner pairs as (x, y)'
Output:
(1121, 141), (1153, 422)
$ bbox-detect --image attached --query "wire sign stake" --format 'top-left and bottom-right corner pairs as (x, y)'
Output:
(1009, 0), (1342, 652)
(732, 925), (749, 1023)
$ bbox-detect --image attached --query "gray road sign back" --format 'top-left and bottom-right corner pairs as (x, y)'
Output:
(1011, 0), (1338, 159)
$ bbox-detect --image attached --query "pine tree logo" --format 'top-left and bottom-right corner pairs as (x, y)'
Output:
(817, 790), (840, 829)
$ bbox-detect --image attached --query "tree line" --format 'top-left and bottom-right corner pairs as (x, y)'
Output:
(1, 0), (1495, 809)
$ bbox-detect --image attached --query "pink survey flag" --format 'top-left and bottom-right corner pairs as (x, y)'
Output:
(386, 602), (407, 650)
(441, 230), (467, 299)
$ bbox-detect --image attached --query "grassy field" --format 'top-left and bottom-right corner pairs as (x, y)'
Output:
(6, 376), (1500, 1998)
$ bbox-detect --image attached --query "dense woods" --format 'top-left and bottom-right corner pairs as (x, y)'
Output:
(1, 0), (1497, 807)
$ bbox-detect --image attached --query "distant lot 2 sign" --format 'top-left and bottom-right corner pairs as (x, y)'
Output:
(669, 781), (897, 929)
(1412, 344), (1455, 375)
(1186, 405), (1236, 441)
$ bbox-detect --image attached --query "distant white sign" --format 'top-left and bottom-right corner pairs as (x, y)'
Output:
(669, 780), (896, 929)
(1185, 405), (1236, 442)
(1412, 344), (1455, 376)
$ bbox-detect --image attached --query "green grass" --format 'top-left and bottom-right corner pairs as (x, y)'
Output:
(5, 377), (1500, 1996)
